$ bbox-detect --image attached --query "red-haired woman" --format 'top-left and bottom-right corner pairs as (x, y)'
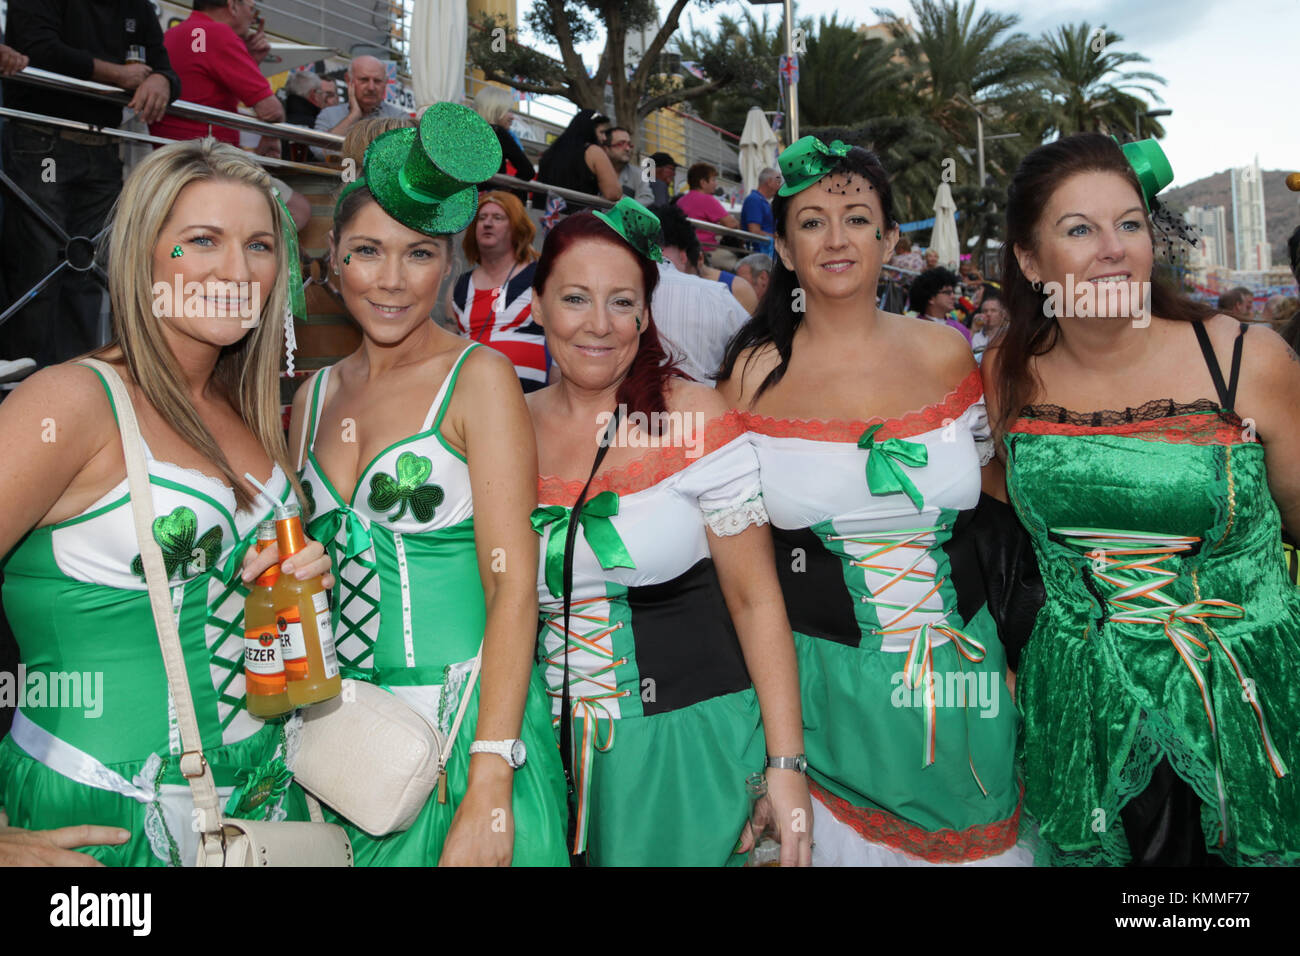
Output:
(985, 133), (1300, 865)
(527, 199), (812, 865)
(451, 191), (548, 391)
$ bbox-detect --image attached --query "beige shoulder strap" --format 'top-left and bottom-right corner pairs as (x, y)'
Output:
(79, 359), (227, 860)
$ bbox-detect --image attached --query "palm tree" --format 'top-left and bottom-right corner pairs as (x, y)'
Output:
(796, 15), (904, 128)
(1035, 24), (1167, 139)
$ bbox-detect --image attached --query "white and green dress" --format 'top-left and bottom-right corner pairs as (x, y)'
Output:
(532, 408), (768, 866)
(0, 366), (308, 866)
(299, 344), (568, 866)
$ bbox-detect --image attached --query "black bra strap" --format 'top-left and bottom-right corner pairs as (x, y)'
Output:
(1191, 321), (1246, 413)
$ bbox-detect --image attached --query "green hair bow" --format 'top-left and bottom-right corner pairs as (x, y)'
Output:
(593, 197), (665, 262)
(778, 136), (853, 196)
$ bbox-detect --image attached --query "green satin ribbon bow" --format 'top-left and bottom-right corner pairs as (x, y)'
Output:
(530, 490), (636, 598)
(226, 756), (294, 820)
(272, 189), (306, 322)
(778, 136), (853, 196)
(858, 423), (928, 511)
(308, 507), (375, 565)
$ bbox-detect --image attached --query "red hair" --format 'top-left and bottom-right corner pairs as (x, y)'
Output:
(533, 213), (684, 430)
(463, 191), (538, 265)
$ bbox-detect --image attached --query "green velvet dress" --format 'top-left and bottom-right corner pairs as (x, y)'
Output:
(1006, 393), (1300, 865)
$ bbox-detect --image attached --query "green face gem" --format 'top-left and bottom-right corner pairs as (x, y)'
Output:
(635, 315), (642, 332)
(343, 254), (351, 265)
(876, 229), (882, 240)
(171, 245), (183, 258)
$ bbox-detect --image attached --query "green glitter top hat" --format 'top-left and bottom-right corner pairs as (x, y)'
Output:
(363, 102), (502, 236)
(1119, 138), (1174, 211)
(593, 197), (664, 262)
(778, 135), (852, 196)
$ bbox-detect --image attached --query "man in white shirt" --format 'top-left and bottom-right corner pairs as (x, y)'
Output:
(651, 260), (750, 383)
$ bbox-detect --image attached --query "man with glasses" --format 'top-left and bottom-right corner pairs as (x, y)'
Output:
(604, 126), (653, 205)
(970, 289), (1008, 364)
(908, 267), (973, 345)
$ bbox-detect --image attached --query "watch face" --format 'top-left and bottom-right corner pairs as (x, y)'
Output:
(510, 739), (527, 767)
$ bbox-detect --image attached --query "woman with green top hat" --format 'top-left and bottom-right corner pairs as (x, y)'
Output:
(0, 138), (332, 865)
(718, 136), (1028, 866)
(290, 102), (568, 866)
(984, 133), (1300, 865)
(527, 197), (812, 865)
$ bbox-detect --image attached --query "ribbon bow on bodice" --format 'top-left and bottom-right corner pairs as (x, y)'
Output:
(308, 506), (375, 566)
(858, 423), (928, 512)
(531, 490), (636, 598)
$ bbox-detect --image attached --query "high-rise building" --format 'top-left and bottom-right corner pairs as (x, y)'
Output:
(1231, 157), (1270, 271)
(1186, 205), (1228, 270)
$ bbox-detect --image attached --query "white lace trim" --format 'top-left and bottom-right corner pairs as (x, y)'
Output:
(703, 493), (769, 536)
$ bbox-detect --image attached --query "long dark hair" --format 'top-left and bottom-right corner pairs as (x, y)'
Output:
(718, 146), (898, 401)
(533, 213), (682, 430)
(536, 109), (609, 199)
(993, 133), (1213, 430)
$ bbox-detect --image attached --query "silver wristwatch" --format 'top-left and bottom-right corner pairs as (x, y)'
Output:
(766, 754), (808, 774)
(469, 738), (527, 769)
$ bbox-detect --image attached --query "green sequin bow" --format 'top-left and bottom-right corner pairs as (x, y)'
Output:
(778, 136), (853, 196)
(593, 197), (664, 263)
(531, 491), (636, 598)
(367, 451), (445, 523)
(131, 506), (223, 581)
(858, 424), (928, 512)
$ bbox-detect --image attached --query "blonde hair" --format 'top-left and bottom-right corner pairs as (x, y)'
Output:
(472, 85), (514, 128)
(97, 138), (303, 513)
(341, 115), (416, 171)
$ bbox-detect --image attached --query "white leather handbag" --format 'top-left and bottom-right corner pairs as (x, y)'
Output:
(87, 358), (353, 867)
(290, 663), (480, 837)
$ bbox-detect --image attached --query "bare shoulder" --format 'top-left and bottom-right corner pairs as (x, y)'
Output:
(890, 312), (976, 384)
(4, 361), (115, 432)
(718, 342), (780, 409)
(1239, 320), (1300, 383)
(666, 376), (729, 420)
(457, 340), (520, 393)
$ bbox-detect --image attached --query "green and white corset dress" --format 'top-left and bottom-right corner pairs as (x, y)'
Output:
(300, 344), (567, 866)
(745, 369), (1026, 866)
(532, 409), (768, 866)
(0, 366), (308, 866)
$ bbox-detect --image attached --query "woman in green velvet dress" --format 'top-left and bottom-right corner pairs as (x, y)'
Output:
(985, 133), (1300, 865)
(290, 105), (567, 866)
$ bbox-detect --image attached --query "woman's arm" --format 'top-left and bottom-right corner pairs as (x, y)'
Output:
(438, 347), (541, 866)
(1238, 326), (1300, 535)
(586, 144), (623, 203)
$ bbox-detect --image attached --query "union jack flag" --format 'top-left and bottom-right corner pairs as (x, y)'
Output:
(778, 54), (799, 85)
(512, 77), (537, 102)
(541, 194), (567, 236)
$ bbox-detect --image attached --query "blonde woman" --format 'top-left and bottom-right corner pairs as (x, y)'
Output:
(473, 84), (535, 204)
(0, 139), (332, 865)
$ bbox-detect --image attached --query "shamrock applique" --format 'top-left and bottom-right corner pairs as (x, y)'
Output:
(131, 506), (224, 581)
(367, 451), (444, 522)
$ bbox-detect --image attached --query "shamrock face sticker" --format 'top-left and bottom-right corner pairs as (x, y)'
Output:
(131, 506), (224, 581)
(367, 451), (444, 523)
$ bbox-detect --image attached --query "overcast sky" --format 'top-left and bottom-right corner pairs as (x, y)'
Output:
(558, 0), (1298, 189)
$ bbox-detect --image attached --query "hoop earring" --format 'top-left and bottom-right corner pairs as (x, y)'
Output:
(1031, 279), (1043, 292)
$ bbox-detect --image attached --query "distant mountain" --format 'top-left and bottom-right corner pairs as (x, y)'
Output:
(1163, 170), (1300, 269)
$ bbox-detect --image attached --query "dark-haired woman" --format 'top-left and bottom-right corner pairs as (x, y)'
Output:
(291, 105), (568, 866)
(527, 199), (812, 865)
(534, 109), (621, 211)
(719, 138), (1025, 866)
(985, 132), (1300, 865)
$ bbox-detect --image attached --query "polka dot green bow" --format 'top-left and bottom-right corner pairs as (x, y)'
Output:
(594, 197), (664, 262)
(778, 136), (853, 196)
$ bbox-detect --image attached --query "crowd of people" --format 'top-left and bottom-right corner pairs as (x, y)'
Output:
(0, 5), (1298, 872)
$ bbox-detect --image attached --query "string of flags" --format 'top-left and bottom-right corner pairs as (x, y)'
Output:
(778, 54), (799, 85)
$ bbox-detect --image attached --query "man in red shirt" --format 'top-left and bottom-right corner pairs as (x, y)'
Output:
(151, 0), (283, 156)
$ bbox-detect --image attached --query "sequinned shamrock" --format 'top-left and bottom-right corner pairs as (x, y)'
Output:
(130, 506), (224, 580)
(367, 451), (444, 522)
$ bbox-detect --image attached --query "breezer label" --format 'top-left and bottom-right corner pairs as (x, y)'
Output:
(277, 606), (306, 664)
(243, 627), (282, 675)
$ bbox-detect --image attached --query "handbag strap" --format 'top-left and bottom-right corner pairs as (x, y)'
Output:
(559, 406), (621, 856)
(80, 359), (226, 856)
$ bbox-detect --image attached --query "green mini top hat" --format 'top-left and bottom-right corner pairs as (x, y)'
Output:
(593, 197), (664, 262)
(778, 135), (852, 196)
(363, 102), (502, 236)
(1120, 138), (1174, 210)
